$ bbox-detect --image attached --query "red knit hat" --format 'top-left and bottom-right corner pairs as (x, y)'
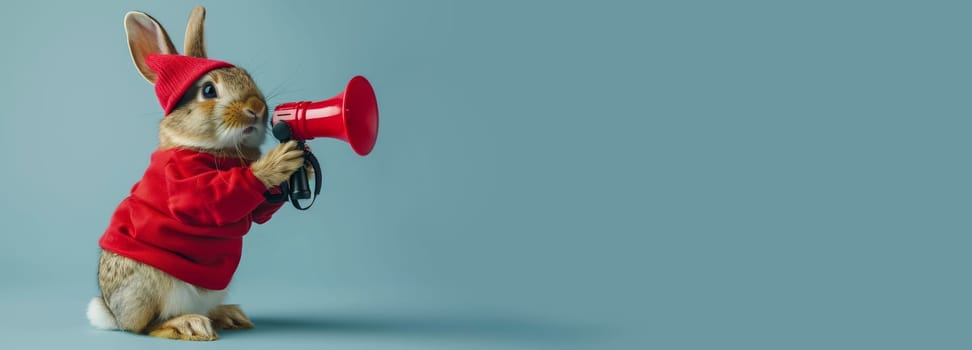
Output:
(145, 54), (235, 115)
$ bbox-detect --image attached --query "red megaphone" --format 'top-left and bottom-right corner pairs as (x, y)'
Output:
(271, 75), (379, 156)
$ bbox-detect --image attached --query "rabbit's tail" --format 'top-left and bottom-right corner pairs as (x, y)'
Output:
(87, 296), (118, 330)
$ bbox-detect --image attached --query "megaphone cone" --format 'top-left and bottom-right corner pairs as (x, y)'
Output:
(271, 76), (379, 155)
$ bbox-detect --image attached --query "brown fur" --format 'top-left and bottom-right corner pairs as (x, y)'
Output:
(183, 6), (207, 58)
(98, 250), (169, 334)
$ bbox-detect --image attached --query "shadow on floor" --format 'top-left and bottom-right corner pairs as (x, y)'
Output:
(220, 311), (604, 345)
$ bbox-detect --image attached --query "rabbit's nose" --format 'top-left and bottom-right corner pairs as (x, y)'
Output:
(243, 108), (258, 121)
(244, 97), (267, 122)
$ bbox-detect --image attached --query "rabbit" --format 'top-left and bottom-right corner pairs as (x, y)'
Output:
(85, 6), (306, 341)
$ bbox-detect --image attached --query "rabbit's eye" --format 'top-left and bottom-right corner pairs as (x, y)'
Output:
(202, 83), (218, 99)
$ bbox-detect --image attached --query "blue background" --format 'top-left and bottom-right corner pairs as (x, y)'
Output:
(0, 0), (968, 349)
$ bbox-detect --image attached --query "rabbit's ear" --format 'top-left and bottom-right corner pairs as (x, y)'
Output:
(184, 6), (207, 58)
(124, 11), (177, 84)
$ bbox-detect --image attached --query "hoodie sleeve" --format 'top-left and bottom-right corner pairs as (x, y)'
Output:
(252, 198), (285, 224)
(163, 152), (269, 227)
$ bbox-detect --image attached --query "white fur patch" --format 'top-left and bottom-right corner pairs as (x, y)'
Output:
(242, 125), (266, 147)
(160, 280), (227, 319)
(87, 297), (118, 330)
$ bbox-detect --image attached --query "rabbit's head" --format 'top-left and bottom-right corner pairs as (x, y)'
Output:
(125, 6), (267, 160)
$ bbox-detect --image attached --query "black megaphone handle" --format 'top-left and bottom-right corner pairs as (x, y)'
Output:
(291, 150), (322, 211)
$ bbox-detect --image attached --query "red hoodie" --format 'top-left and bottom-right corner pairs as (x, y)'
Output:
(99, 148), (283, 290)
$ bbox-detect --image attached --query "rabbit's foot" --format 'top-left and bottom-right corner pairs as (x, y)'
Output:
(148, 314), (218, 341)
(209, 304), (254, 330)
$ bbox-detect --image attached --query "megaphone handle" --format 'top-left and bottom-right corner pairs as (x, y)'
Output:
(291, 150), (323, 211)
(290, 140), (312, 200)
(307, 150), (323, 197)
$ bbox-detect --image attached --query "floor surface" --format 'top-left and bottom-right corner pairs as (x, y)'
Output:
(2, 283), (617, 350)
